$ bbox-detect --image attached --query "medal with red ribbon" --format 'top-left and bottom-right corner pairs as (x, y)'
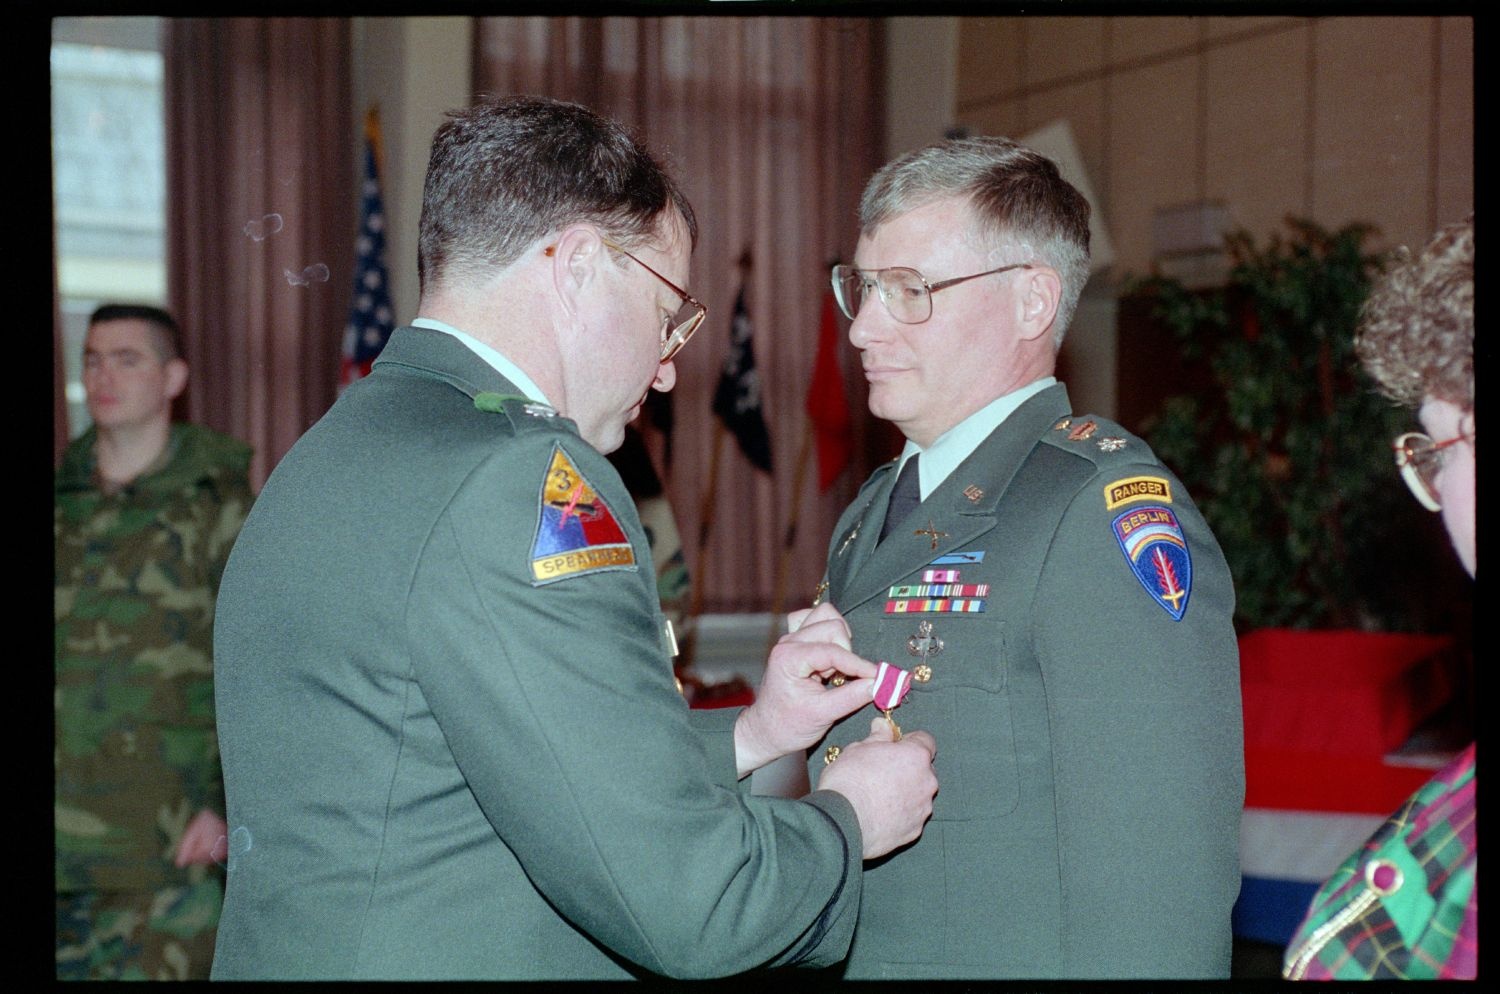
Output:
(872, 660), (913, 740)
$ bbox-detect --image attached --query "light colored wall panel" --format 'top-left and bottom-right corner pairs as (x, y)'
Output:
(1204, 24), (1309, 243)
(354, 17), (472, 325)
(1107, 57), (1201, 281)
(1026, 76), (1109, 218)
(956, 18), (1023, 105)
(1023, 17), (1106, 88)
(885, 17), (958, 159)
(1110, 16), (1199, 66)
(1311, 18), (1432, 253)
(1436, 16), (1474, 229)
(959, 97), (1025, 143)
(1206, 16), (1301, 42)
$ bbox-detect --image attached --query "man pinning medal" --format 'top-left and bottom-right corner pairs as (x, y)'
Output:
(805, 136), (1244, 979)
(209, 96), (938, 980)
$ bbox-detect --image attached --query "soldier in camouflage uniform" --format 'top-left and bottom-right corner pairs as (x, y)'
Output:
(55, 304), (254, 980)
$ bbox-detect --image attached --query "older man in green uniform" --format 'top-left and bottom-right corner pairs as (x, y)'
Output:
(56, 305), (254, 979)
(209, 96), (938, 980)
(808, 137), (1244, 978)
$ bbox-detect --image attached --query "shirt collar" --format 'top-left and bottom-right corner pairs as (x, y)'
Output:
(897, 377), (1056, 500)
(411, 317), (553, 407)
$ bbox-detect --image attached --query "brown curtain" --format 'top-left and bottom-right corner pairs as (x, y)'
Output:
(475, 17), (886, 614)
(164, 19), (353, 491)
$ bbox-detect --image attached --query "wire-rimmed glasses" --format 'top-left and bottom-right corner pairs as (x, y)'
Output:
(830, 262), (1034, 325)
(546, 239), (707, 362)
(1392, 430), (1474, 511)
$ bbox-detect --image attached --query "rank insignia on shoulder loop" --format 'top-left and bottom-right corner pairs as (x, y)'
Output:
(1097, 436), (1127, 453)
(1111, 504), (1192, 620)
(1067, 420), (1098, 441)
(529, 443), (636, 585)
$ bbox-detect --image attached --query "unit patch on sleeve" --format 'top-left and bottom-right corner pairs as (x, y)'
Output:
(1111, 505), (1192, 620)
(1104, 475), (1174, 510)
(529, 443), (636, 584)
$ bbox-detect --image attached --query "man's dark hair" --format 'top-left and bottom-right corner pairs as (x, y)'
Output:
(89, 303), (183, 363)
(418, 95), (698, 296)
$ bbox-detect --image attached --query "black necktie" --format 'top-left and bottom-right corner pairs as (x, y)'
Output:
(880, 455), (921, 543)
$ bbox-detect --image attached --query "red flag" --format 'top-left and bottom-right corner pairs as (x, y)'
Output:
(805, 291), (852, 490)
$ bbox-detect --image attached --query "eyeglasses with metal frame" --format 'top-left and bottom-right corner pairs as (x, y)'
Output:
(830, 261), (1034, 325)
(1392, 429), (1475, 512)
(546, 238), (707, 363)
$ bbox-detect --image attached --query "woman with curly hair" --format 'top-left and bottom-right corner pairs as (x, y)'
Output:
(1283, 215), (1475, 980)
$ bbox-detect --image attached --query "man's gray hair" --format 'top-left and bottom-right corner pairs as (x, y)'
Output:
(860, 136), (1091, 346)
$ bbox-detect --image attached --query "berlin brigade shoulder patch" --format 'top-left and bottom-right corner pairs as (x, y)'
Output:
(530, 443), (637, 585)
(1112, 504), (1192, 620)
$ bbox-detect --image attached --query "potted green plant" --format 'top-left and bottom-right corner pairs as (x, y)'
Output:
(1132, 217), (1460, 635)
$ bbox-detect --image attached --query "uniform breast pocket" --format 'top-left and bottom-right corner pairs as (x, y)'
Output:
(878, 616), (1018, 822)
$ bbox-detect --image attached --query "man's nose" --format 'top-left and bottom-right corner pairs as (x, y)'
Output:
(847, 301), (885, 349)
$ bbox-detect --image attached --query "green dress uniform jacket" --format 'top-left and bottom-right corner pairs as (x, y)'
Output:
(210, 327), (862, 980)
(811, 384), (1244, 979)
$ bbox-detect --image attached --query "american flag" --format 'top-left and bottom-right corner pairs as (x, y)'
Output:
(340, 106), (395, 389)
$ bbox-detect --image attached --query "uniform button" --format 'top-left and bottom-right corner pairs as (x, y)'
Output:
(1365, 858), (1403, 895)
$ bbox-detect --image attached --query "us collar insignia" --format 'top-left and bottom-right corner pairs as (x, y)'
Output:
(529, 443), (636, 585)
(914, 520), (948, 550)
(1053, 418), (1072, 431)
(963, 484), (984, 502)
(1112, 504), (1192, 620)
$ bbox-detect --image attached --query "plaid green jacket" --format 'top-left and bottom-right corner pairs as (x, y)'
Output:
(1282, 742), (1476, 980)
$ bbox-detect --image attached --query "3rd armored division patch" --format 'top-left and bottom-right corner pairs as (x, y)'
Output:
(530, 443), (636, 584)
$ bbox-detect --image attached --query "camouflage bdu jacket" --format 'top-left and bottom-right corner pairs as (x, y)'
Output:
(55, 423), (253, 894)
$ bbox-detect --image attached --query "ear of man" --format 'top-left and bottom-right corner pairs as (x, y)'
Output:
(549, 225), (609, 321)
(1014, 265), (1062, 344)
(164, 357), (190, 401)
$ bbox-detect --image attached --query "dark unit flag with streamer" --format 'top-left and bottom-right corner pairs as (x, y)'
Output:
(712, 287), (773, 473)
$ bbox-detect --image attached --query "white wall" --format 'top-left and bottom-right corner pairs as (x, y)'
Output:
(352, 18), (473, 327)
